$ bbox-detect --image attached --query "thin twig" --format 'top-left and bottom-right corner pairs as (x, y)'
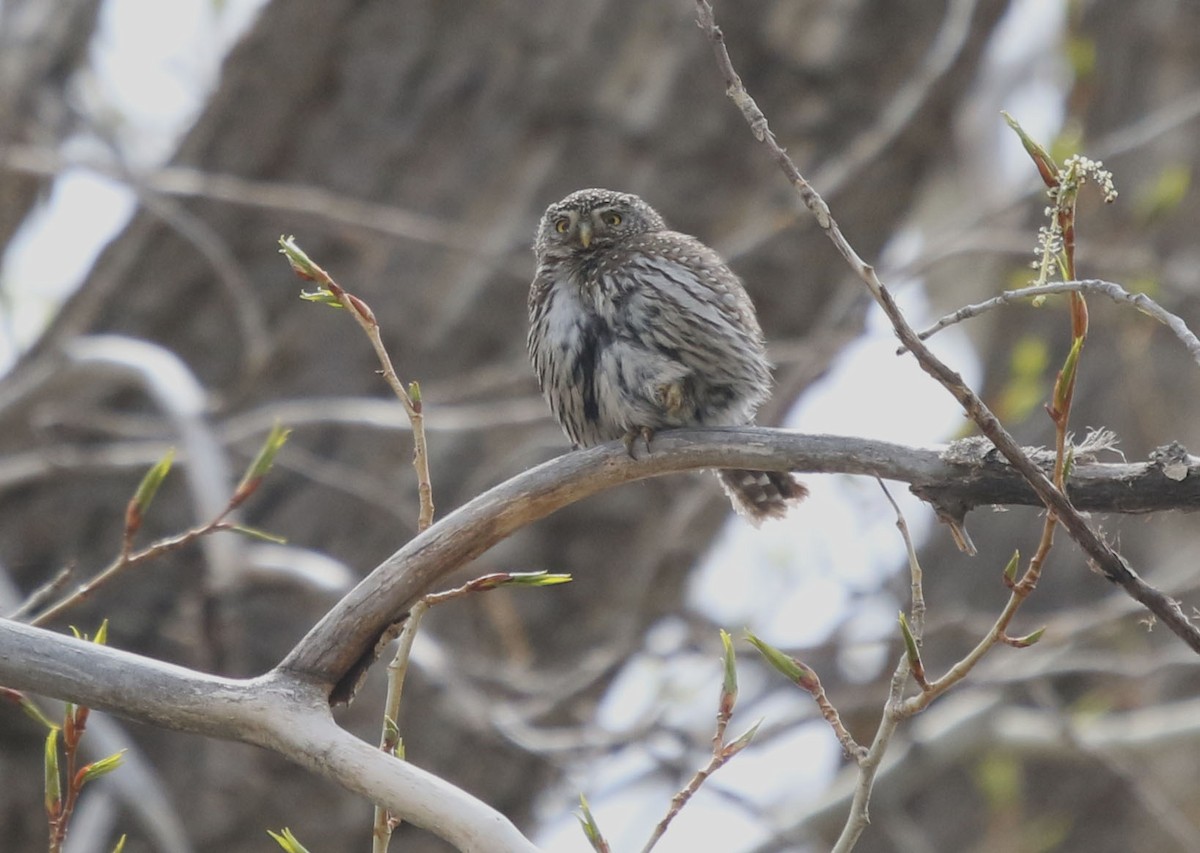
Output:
(28, 519), (238, 627)
(900, 581), (1027, 711)
(693, 0), (1200, 656)
(640, 722), (759, 853)
(371, 572), (567, 852)
(747, 633), (864, 760)
(372, 599), (430, 852)
(280, 238), (436, 531)
(830, 482), (928, 851)
(913, 279), (1200, 367)
(877, 481), (925, 637)
(345, 309), (434, 531)
(812, 686), (863, 759)
(7, 564), (77, 621)
(833, 652), (907, 853)
(24, 427), (286, 626)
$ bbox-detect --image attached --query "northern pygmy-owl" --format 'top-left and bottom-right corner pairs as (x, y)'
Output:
(527, 188), (806, 523)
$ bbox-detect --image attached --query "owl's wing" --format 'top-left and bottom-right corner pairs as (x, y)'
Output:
(623, 231), (765, 347)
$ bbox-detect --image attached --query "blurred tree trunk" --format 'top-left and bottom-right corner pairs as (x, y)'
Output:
(33, 1), (1200, 851)
(0, 0), (102, 253)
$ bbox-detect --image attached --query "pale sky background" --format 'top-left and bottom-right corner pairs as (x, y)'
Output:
(0, 1), (1067, 851)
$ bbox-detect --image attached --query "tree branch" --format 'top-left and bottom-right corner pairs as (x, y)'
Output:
(915, 279), (1200, 368)
(0, 619), (538, 853)
(4, 428), (1198, 849)
(692, 0), (1200, 657)
(276, 428), (1200, 701)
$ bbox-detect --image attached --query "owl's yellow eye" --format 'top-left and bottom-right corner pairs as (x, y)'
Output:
(602, 211), (622, 227)
(554, 218), (570, 234)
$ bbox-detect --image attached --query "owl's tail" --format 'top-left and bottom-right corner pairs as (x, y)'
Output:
(716, 469), (808, 526)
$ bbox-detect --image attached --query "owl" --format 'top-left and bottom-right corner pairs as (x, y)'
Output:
(527, 188), (806, 523)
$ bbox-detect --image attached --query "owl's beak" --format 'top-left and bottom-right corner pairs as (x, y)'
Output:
(578, 220), (593, 249)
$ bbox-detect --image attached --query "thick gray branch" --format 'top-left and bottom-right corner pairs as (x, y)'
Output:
(0, 619), (537, 853)
(275, 428), (1200, 700)
(4, 428), (1197, 850)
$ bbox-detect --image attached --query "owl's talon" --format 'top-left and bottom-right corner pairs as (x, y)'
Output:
(623, 426), (655, 458)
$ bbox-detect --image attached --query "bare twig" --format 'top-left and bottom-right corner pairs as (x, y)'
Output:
(372, 572), (567, 851)
(914, 279), (1200, 368)
(24, 425), (287, 626)
(833, 648), (908, 853)
(29, 517), (238, 627)
(878, 481), (925, 637)
(693, 0), (1200, 656)
(372, 599), (429, 852)
(279, 237), (435, 531)
(747, 632), (863, 759)
(0, 619), (539, 853)
(640, 631), (747, 852)
(897, 563), (1032, 712)
(280, 240), (442, 851)
(62, 335), (245, 590)
(7, 564), (77, 621)
(641, 722), (760, 853)
(829, 482), (929, 851)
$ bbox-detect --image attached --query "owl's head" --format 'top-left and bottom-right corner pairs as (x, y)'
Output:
(534, 188), (666, 259)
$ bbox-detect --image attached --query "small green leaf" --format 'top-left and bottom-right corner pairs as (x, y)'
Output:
(2, 689), (58, 731)
(998, 336), (1049, 423)
(744, 630), (818, 691)
(1062, 445), (1076, 480)
(93, 619), (109, 646)
(278, 236), (317, 279)
(382, 715), (400, 755)
(234, 422), (291, 504)
(79, 750), (126, 785)
(44, 728), (61, 816)
(110, 834), (127, 853)
(576, 794), (608, 852)
(719, 629), (738, 705)
(131, 449), (174, 517)
(267, 827), (312, 853)
(898, 613), (923, 676)
(408, 380), (422, 405)
(1136, 163), (1191, 222)
(1063, 35), (1096, 79)
(506, 571), (573, 586)
(1052, 334), (1085, 415)
(1009, 627), (1047, 648)
(727, 718), (762, 753)
(1003, 550), (1021, 584)
(299, 288), (344, 307)
(974, 749), (1023, 811)
(229, 524), (288, 544)
(1002, 111), (1059, 188)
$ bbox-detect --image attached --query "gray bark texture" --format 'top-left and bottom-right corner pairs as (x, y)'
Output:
(3, 0), (1199, 851)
